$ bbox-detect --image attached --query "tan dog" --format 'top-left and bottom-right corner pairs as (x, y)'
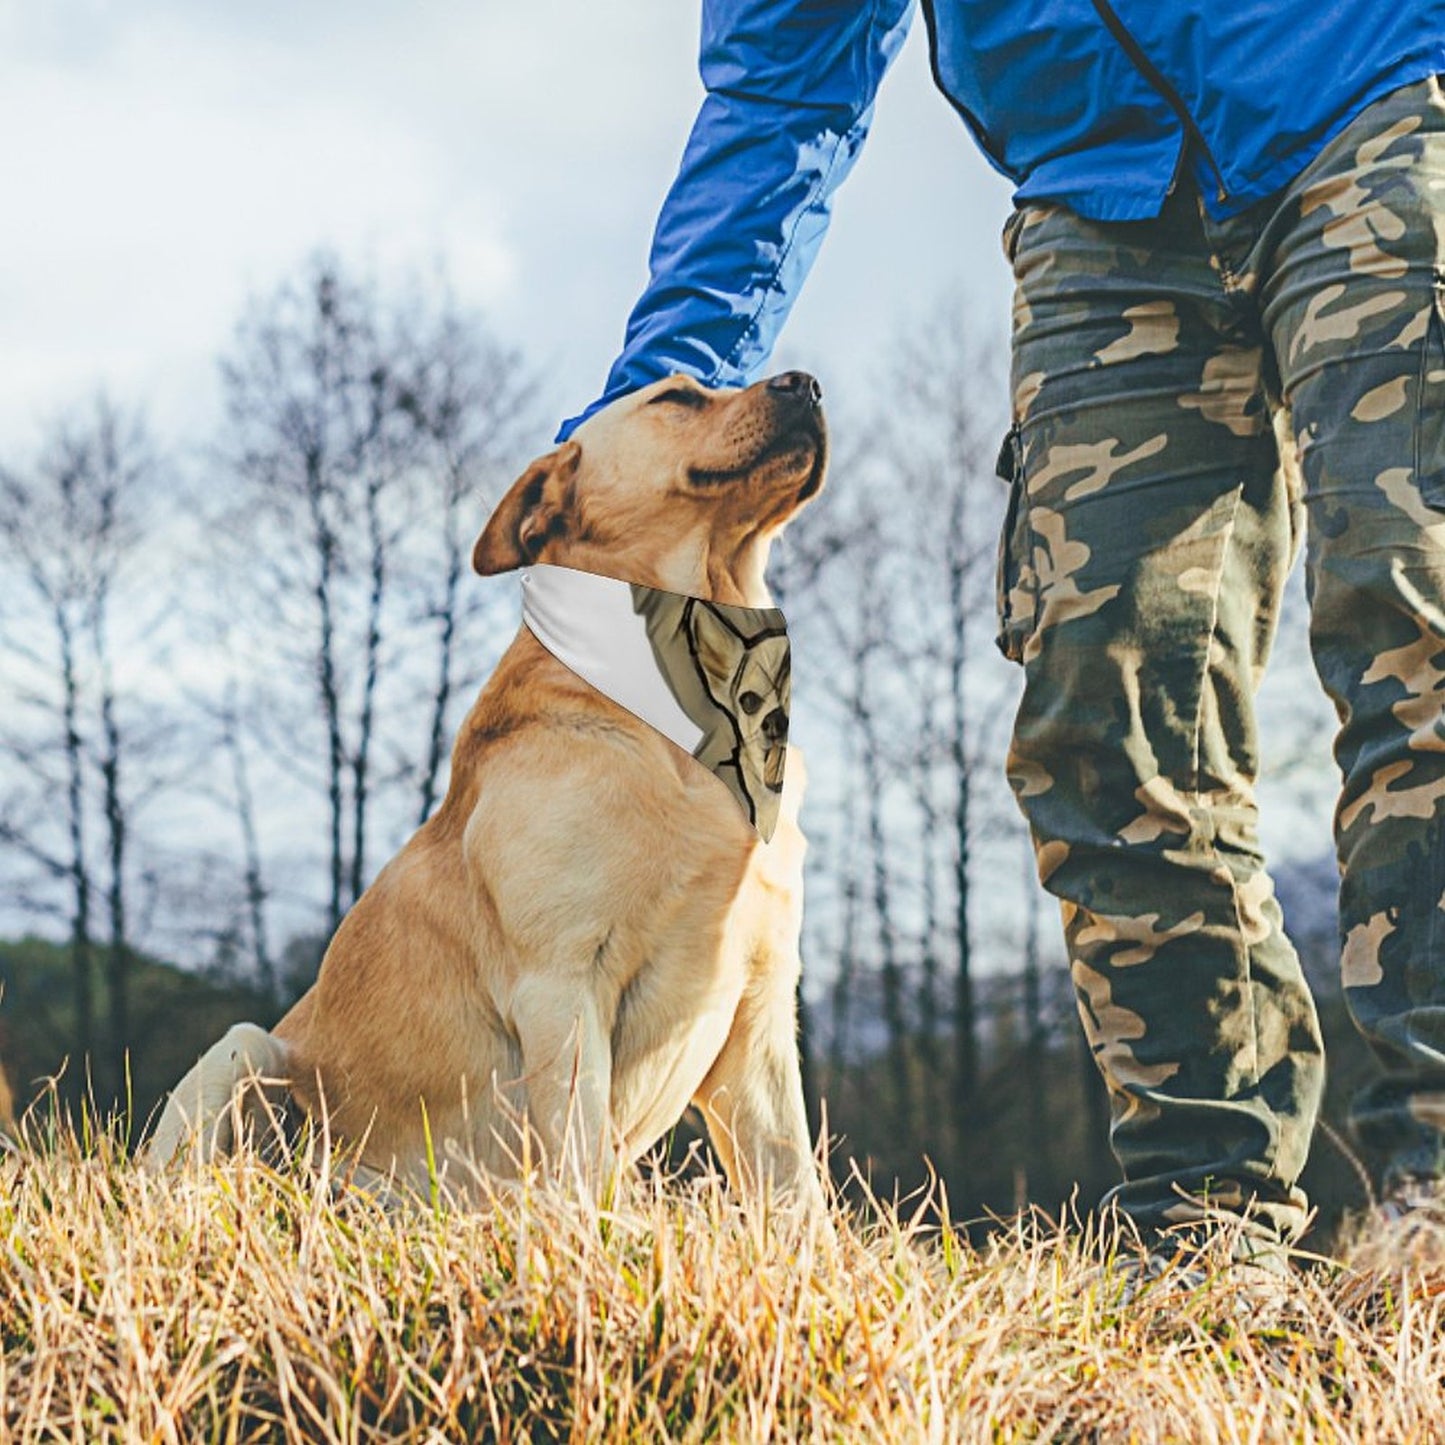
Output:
(147, 370), (828, 1211)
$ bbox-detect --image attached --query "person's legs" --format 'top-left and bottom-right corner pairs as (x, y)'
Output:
(1263, 75), (1445, 1192)
(1001, 189), (1326, 1250)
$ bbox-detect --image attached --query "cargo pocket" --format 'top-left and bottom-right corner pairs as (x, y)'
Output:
(994, 424), (1037, 665)
(1415, 270), (1445, 508)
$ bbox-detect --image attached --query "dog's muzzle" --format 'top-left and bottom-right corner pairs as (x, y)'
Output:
(766, 370), (823, 408)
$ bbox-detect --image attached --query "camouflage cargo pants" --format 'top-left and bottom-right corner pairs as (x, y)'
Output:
(1000, 74), (1445, 1248)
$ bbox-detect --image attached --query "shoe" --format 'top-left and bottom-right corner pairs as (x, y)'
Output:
(1089, 1225), (1297, 1325)
(1377, 1172), (1445, 1231)
(1339, 1171), (1445, 1275)
(1329, 1173), (1445, 1318)
(1107, 1247), (1209, 1309)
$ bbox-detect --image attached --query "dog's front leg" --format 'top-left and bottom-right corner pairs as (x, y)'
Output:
(509, 977), (616, 1198)
(694, 975), (825, 1219)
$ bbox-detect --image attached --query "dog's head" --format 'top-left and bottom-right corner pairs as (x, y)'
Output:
(472, 371), (827, 604)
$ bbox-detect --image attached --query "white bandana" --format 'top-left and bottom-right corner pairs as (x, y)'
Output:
(520, 563), (791, 841)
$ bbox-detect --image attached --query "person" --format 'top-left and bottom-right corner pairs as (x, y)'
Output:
(558, 0), (1445, 1278)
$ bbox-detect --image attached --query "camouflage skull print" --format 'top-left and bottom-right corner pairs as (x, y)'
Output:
(517, 561), (792, 842)
(999, 74), (1445, 1252)
(631, 584), (791, 841)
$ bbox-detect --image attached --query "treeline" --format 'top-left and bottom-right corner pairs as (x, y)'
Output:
(0, 257), (539, 1110)
(0, 255), (1377, 1243)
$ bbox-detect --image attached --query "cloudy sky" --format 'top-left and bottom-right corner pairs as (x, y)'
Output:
(0, 0), (1017, 447)
(0, 0), (1340, 893)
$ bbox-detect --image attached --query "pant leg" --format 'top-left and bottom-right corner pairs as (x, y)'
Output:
(1263, 74), (1445, 1189)
(1002, 192), (1326, 1247)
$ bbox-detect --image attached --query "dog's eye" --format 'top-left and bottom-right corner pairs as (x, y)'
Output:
(649, 386), (705, 409)
(738, 690), (763, 715)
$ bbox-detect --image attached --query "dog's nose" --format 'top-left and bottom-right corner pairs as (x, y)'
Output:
(766, 371), (822, 407)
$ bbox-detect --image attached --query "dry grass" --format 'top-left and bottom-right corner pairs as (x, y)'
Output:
(2, 1119), (1443, 1444)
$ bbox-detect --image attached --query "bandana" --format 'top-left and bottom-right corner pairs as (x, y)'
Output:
(520, 563), (791, 841)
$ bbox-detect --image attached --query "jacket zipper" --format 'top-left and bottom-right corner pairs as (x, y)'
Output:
(1088, 0), (1230, 204)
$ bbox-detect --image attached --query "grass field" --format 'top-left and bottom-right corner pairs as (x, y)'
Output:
(1, 1123), (1442, 1444)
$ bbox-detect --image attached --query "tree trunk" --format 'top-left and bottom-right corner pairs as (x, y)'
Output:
(350, 471), (387, 905)
(947, 489), (978, 1110)
(305, 453), (346, 936)
(57, 606), (93, 1104)
(913, 685), (943, 1135)
(222, 687), (275, 1002)
(93, 592), (129, 1105)
(854, 642), (911, 1142)
(417, 506), (463, 827)
(827, 748), (862, 1083)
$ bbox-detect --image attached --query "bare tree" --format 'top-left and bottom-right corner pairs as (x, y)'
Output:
(217, 260), (408, 931)
(780, 306), (1045, 1188)
(825, 731), (865, 1080)
(393, 299), (539, 825)
(209, 254), (539, 962)
(872, 322), (1008, 1112)
(853, 574), (913, 1138)
(220, 679), (275, 1001)
(78, 410), (155, 1095)
(912, 679), (947, 1128)
(218, 260), (405, 932)
(0, 397), (160, 1099)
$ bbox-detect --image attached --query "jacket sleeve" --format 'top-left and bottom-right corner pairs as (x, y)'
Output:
(556, 0), (915, 441)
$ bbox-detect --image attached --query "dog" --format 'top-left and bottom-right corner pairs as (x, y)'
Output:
(146, 369), (828, 1212)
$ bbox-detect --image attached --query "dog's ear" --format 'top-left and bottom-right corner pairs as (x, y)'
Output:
(472, 442), (582, 576)
(689, 604), (747, 688)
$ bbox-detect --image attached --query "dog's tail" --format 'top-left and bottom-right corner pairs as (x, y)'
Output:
(143, 1023), (292, 1170)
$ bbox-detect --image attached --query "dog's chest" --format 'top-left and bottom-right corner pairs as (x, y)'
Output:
(605, 798), (805, 1156)
(473, 711), (806, 1159)
(613, 964), (740, 1122)
(606, 905), (750, 1156)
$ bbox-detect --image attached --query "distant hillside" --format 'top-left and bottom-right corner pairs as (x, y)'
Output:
(0, 936), (278, 1142)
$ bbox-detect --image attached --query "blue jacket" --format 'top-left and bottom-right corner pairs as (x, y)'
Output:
(558, 0), (1445, 439)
